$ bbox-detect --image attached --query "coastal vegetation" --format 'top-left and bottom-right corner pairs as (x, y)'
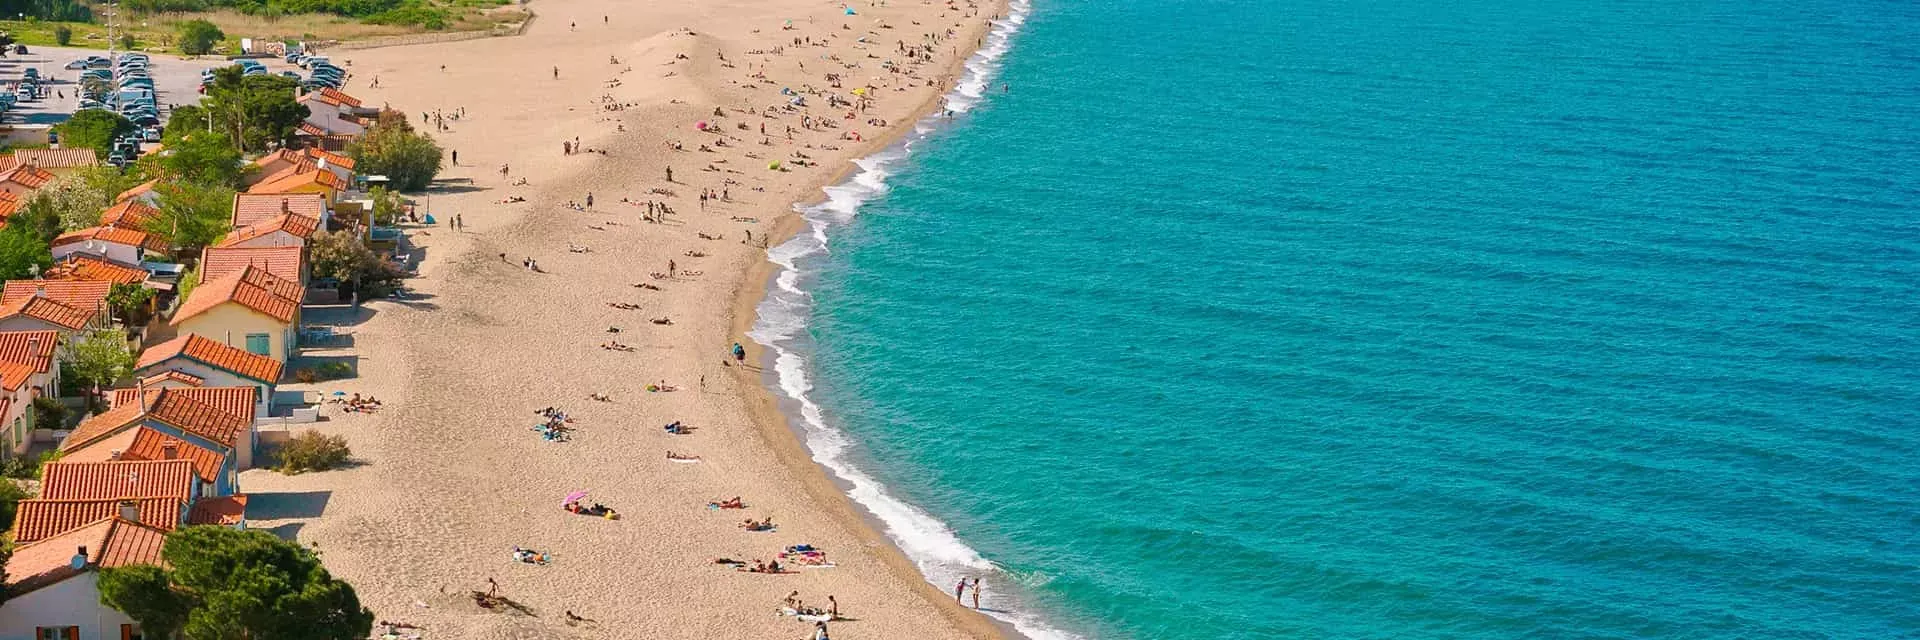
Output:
(98, 526), (374, 639)
(170, 67), (311, 153)
(348, 120), (442, 191)
(148, 181), (238, 253)
(175, 18), (224, 54)
(309, 228), (406, 295)
(279, 429), (352, 473)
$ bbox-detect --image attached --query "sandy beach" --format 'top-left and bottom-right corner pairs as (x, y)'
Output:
(232, 0), (1009, 637)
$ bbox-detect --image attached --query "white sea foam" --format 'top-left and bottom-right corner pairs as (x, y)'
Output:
(747, 1), (1080, 638)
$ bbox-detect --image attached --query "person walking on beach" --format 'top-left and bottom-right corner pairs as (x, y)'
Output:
(586, 192), (594, 209)
(732, 343), (747, 365)
(451, 149), (458, 165)
(666, 166), (674, 182)
(828, 595), (838, 618)
(971, 577), (982, 609)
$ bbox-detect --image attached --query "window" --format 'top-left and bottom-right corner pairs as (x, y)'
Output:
(35, 627), (77, 640)
(244, 333), (272, 356)
(122, 623), (146, 640)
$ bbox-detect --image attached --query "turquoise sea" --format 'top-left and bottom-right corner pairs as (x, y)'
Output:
(751, 0), (1920, 638)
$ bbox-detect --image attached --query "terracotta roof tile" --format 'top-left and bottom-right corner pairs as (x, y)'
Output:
(136, 334), (284, 384)
(174, 265), (300, 324)
(1, 280), (112, 310)
(201, 246), (304, 282)
(116, 179), (159, 203)
(303, 146), (357, 170)
(136, 370), (206, 387)
(43, 254), (150, 285)
(51, 225), (169, 252)
(40, 459), (195, 500)
(220, 213), (321, 247)
(59, 400), (147, 453)
(0, 194), (19, 223)
(313, 87), (363, 108)
(188, 494), (248, 525)
(13, 497), (186, 543)
(100, 200), (162, 229)
(248, 166), (345, 194)
(14, 148), (101, 170)
(0, 329), (59, 372)
(64, 427), (228, 484)
(232, 193), (327, 229)
(4, 517), (170, 594)
(0, 295), (97, 330)
(115, 386), (256, 424)
(0, 359), (35, 392)
(0, 164), (56, 189)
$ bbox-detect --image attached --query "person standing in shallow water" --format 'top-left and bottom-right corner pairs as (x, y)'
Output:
(954, 578), (968, 602)
(971, 577), (982, 609)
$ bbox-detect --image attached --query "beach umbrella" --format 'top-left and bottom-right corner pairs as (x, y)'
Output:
(696, 121), (709, 131)
(563, 490), (589, 505)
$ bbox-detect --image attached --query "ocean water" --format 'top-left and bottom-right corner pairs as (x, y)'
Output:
(751, 0), (1920, 638)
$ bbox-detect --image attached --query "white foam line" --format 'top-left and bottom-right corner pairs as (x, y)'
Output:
(748, 2), (1079, 639)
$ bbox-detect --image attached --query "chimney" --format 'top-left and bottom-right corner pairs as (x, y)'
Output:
(33, 284), (44, 298)
(281, 198), (290, 213)
(161, 441), (179, 460)
(118, 500), (138, 523)
(109, 449), (123, 460)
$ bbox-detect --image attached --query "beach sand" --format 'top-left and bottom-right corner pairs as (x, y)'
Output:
(234, 0), (1009, 637)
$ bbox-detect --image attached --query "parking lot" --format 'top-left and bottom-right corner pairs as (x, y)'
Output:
(0, 45), (311, 129)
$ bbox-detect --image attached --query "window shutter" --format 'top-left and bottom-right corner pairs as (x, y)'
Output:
(62, 627), (79, 640)
(122, 624), (134, 640)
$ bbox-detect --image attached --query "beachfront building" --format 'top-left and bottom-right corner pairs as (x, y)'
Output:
(0, 281), (111, 335)
(218, 208), (321, 250)
(0, 329), (61, 397)
(0, 164), (55, 198)
(170, 268), (302, 363)
(55, 387), (251, 496)
(233, 192), (332, 233)
(0, 516), (167, 640)
(295, 88), (372, 151)
(105, 386), (260, 469)
(3, 148), (100, 180)
(134, 334), (284, 420)
(248, 164), (348, 202)
(50, 225), (169, 265)
(0, 458), (248, 639)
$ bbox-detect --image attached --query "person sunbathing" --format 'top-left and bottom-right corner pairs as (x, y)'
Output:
(709, 497), (746, 509)
(664, 421), (691, 434)
(667, 451), (701, 461)
(634, 282), (662, 291)
(651, 317), (674, 325)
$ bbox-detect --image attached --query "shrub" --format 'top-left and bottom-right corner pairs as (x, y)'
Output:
(53, 24), (73, 46)
(279, 430), (351, 474)
(32, 396), (68, 432)
(119, 34), (137, 50)
(176, 19), (224, 55)
(348, 122), (443, 191)
(52, 110), (136, 160)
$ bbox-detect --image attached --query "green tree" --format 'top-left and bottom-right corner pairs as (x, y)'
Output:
(0, 479), (26, 539)
(118, 34), (136, 50)
(201, 67), (311, 152)
(308, 229), (404, 296)
(7, 193), (64, 244)
(176, 263), (200, 302)
(0, 224), (52, 280)
(145, 181), (235, 254)
(176, 19), (223, 55)
(53, 24), (72, 46)
(349, 121), (442, 191)
(97, 565), (190, 639)
(54, 110), (136, 159)
(99, 527), (374, 640)
(65, 328), (135, 409)
(368, 186), (403, 225)
(107, 283), (155, 326)
(157, 129), (244, 187)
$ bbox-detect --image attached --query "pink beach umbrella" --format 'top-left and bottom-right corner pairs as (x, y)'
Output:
(696, 121), (710, 131)
(563, 490), (589, 506)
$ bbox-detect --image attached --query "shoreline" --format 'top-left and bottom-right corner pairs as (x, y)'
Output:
(727, 5), (1025, 638)
(236, 0), (1034, 637)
